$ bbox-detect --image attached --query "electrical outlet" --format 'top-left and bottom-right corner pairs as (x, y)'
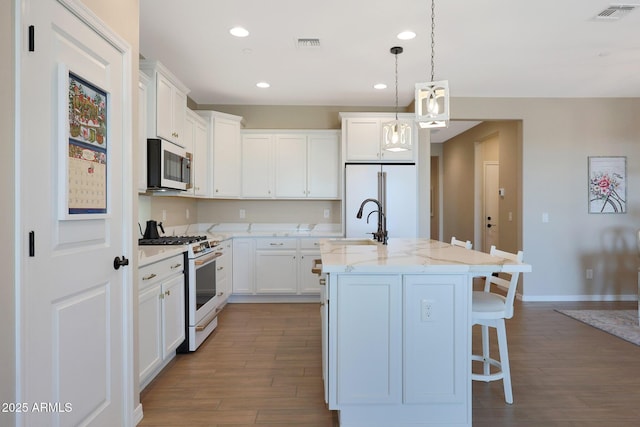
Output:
(239, 209), (246, 219)
(162, 209), (167, 221)
(421, 299), (435, 322)
(323, 208), (330, 219)
(186, 208), (190, 219)
(586, 269), (593, 280)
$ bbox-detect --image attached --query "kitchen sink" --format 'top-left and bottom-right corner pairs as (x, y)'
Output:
(327, 239), (379, 246)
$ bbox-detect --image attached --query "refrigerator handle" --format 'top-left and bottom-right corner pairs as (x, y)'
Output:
(380, 171), (387, 214)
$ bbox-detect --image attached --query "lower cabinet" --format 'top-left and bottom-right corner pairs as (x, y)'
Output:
(138, 253), (186, 389)
(325, 272), (471, 425)
(215, 239), (233, 303)
(231, 237), (322, 298)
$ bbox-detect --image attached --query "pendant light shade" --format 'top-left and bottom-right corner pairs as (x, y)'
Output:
(415, 0), (449, 129)
(383, 46), (412, 152)
(415, 80), (449, 128)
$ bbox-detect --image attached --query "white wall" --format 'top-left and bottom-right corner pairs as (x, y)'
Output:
(454, 97), (640, 300)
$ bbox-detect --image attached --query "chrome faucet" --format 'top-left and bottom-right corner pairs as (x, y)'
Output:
(356, 198), (388, 244)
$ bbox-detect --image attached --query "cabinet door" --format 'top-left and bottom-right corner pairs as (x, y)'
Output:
(299, 251), (321, 294)
(255, 250), (297, 293)
(155, 73), (175, 144)
(275, 134), (307, 198)
(308, 134), (339, 198)
(161, 274), (186, 358)
(181, 111), (196, 197)
(345, 118), (381, 161)
(138, 283), (162, 384)
(215, 241), (232, 302)
(403, 274), (468, 404)
(192, 117), (209, 197)
(171, 88), (187, 147)
(137, 75), (149, 192)
(332, 274), (402, 405)
(232, 238), (255, 294)
(213, 118), (241, 197)
(242, 134), (274, 198)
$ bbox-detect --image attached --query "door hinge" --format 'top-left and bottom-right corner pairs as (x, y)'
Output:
(28, 25), (35, 52)
(28, 231), (35, 257)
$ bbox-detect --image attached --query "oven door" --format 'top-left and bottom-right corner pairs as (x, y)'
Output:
(193, 252), (219, 326)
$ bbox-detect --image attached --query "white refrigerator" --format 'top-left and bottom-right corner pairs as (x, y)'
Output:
(345, 164), (417, 239)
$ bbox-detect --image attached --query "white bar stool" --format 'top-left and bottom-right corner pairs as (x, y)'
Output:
(471, 245), (524, 404)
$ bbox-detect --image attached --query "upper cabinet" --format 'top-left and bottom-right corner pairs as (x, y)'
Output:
(140, 60), (190, 147)
(275, 132), (340, 199)
(183, 109), (209, 197)
(341, 113), (416, 162)
(197, 111), (243, 198)
(242, 130), (340, 200)
(137, 72), (150, 193)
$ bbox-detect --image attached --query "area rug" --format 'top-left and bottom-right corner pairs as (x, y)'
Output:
(555, 309), (640, 347)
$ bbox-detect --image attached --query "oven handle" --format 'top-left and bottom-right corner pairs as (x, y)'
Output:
(194, 252), (221, 267)
(195, 306), (220, 331)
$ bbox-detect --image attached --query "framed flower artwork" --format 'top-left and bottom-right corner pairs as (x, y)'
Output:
(588, 156), (626, 214)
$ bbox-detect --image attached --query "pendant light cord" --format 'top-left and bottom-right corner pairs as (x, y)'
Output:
(430, 0), (436, 82)
(394, 50), (399, 121)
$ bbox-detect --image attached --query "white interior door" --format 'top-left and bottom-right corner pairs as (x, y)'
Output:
(482, 162), (500, 252)
(19, 1), (132, 426)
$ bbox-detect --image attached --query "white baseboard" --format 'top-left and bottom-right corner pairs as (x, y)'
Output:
(521, 294), (638, 302)
(133, 403), (143, 426)
(228, 294), (320, 303)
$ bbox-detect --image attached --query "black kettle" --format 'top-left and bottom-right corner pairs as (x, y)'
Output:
(143, 220), (164, 239)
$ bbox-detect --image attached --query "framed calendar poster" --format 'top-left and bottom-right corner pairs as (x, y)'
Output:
(59, 65), (109, 218)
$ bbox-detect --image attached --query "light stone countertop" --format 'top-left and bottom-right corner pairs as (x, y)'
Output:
(320, 238), (532, 274)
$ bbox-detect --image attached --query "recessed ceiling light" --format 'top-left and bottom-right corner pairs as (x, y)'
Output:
(374, 83), (387, 90)
(230, 26), (249, 37)
(256, 82), (270, 89)
(397, 31), (416, 40)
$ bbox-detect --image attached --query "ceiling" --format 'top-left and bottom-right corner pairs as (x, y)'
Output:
(140, 0), (640, 135)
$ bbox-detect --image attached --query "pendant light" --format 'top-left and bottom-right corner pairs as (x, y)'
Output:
(415, 0), (449, 128)
(383, 46), (412, 152)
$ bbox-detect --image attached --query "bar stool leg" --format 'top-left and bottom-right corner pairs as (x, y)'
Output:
(496, 320), (513, 404)
(481, 324), (490, 376)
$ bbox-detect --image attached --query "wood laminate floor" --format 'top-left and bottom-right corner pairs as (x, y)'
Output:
(138, 300), (640, 427)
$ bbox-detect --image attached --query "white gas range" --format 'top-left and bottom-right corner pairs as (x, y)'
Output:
(139, 235), (223, 351)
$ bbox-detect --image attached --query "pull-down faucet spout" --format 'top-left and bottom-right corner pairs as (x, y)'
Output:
(356, 198), (388, 244)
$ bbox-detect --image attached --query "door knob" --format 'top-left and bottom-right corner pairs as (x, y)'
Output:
(113, 255), (129, 270)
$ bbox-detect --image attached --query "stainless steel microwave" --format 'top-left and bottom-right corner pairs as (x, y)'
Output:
(147, 138), (191, 191)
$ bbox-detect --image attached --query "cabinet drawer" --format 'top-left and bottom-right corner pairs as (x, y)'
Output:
(299, 238), (321, 250)
(139, 253), (185, 289)
(255, 238), (297, 250)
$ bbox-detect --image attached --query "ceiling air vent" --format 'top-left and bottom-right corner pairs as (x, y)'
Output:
(593, 4), (637, 20)
(296, 38), (321, 48)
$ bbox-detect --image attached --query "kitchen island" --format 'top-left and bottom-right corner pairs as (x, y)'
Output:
(319, 238), (531, 427)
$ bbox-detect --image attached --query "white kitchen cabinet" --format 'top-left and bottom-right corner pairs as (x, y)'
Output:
(161, 274), (186, 358)
(324, 270), (471, 425)
(275, 131), (340, 199)
(298, 239), (322, 294)
(137, 72), (150, 193)
(275, 134), (307, 198)
(197, 111), (243, 198)
(242, 134), (275, 198)
(255, 238), (298, 294)
(215, 240), (233, 303)
(332, 274), (403, 405)
(138, 252), (186, 388)
(140, 60), (189, 147)
(183, 109), (209, 197)
(341, 113), (415, 162)
(231, 238), (255, 294)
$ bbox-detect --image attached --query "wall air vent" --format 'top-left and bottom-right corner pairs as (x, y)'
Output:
(593, 4), (637, 20)
(296, 38), (321, 48)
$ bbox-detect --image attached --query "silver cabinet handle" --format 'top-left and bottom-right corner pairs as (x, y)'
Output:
(170, 263), (182, 269)
(142, 273), (157, 281)
(269, 242), (284, 246)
